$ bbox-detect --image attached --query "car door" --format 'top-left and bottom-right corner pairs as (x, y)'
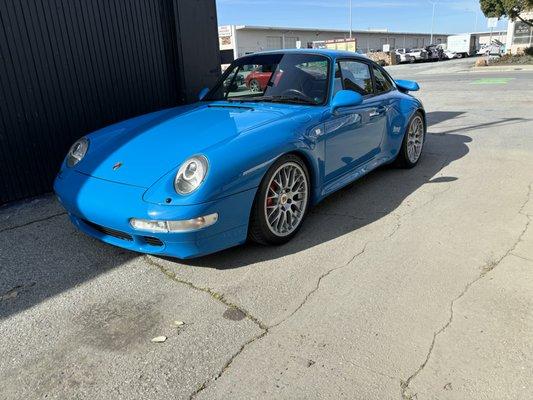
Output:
(370, 64), (397, 149)
(324, 59), (387, 182)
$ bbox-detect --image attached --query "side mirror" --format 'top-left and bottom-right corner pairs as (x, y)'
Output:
(331, 90), (363, 113)
(395, 79), (419, 93)
(198, 87), (209, 101)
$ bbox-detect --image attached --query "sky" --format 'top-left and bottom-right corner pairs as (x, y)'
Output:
(215, 0), (508, 34)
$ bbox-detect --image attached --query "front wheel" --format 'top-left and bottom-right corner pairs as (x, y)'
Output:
(249, 155), (310, 245)
(396, 112), (425, 169)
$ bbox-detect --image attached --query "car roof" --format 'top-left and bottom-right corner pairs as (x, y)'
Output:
(239, 48), (369, 61)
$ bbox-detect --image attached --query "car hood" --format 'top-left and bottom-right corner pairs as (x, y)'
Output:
(77, 102), (305, 188)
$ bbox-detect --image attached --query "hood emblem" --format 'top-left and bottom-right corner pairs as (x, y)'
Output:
(112, 162), (123, 171)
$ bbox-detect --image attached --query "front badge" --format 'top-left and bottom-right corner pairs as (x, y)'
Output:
(112, 162), (123, 171)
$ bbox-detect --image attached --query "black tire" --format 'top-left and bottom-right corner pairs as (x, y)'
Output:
(249, 154), (310, 245)
(395, 111), (426, 169)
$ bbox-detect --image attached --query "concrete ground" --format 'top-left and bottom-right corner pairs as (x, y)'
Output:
(1, 57), (532, 400)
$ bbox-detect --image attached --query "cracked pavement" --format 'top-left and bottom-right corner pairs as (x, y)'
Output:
(1, 58), (532, 399)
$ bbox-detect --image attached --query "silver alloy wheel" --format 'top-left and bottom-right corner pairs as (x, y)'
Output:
(250, 80), (260, 92)
(264, 162), (308, 237)
(407, 115), (424, 163)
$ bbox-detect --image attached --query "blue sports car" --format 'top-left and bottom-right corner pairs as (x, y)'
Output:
(54, 50), (425, 259)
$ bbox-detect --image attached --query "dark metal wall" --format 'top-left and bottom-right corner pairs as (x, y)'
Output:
(0, 0), (220, 204)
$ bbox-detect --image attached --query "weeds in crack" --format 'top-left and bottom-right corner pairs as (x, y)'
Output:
(145, 255), (267, 331)
(145, 256), (270, 399)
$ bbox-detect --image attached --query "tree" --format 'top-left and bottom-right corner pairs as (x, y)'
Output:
(479, 0), (533, 27)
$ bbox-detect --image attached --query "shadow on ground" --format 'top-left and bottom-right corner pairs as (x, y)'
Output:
(0, 111), (473, 319)
(176, 130), (471, 269)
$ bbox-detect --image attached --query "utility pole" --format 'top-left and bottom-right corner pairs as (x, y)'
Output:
(349, 0), (352, 39)
(428, 0), (438, 44)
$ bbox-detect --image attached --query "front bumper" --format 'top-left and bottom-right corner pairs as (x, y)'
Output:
(54, 170), (256, 259)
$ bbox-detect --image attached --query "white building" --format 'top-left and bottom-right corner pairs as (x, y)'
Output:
(219, 25), (449, 63)
(473, 30), (507, 46)
(505, 10), (533, 54)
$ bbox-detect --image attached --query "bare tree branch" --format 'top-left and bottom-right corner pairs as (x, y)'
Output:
(515, 13), (533, 27)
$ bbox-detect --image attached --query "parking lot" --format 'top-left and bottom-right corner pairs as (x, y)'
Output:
(1, 58), (532, 399)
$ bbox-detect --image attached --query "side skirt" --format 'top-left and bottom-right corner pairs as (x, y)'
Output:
(318, 153), (395, 201)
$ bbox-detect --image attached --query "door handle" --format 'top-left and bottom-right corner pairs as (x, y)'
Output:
(369, 106), (387, 117)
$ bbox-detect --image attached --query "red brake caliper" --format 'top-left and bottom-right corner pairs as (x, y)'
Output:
(267, 181), (277, 207)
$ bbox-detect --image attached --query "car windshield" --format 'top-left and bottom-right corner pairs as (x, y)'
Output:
(205, 53), (330, 105)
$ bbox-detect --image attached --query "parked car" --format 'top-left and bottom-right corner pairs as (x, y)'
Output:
(54, 50), (426, 259)
(408, 48), (429, 61)
(244, 64), (274, 92)
(443, 49), (458, 59)
(477, 41), (504, 56)
(395, 49), (414, 63)
(425, 45), (442, 61)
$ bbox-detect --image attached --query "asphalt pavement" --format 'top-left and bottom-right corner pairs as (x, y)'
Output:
(1, 57), (532, 400)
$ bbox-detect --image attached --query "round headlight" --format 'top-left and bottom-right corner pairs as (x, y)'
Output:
(66, 137), (89, 167)
(174, 156), (208, 195)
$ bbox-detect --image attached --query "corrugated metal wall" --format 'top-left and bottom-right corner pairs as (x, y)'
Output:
(0, 0), (220, 204)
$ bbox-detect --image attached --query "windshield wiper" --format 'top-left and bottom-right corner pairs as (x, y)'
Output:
(228, 95), (317, 105)
(268, 95), (318, 105)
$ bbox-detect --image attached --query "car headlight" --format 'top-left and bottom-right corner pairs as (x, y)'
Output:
(174, 155), (208, 195)
(66, 137), (89, 167)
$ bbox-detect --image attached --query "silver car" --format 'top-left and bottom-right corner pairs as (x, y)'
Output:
(395, 49), (414, 63)
(408, 48), (429, 61)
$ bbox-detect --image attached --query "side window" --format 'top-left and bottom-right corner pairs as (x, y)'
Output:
(373, 66), (394, 94)
(337, 61), (373, 96)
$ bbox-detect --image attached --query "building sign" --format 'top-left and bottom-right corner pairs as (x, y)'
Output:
(324, 38), (357, 52)
(218, 25), (233, 49)
(513, 21), (533, 45)
(220, 36), (232, 46)
(218, 25), (232, 37)
(487, 17), (498, 28)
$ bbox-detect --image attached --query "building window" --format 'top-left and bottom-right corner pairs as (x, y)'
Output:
(266, 36), (282, 50)
(284, 36), (299, 49)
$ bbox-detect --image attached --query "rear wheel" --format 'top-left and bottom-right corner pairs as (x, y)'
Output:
(249, 155), (310, 245)
(249, 79), (261, 92)
(396, 112), (425, 169)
